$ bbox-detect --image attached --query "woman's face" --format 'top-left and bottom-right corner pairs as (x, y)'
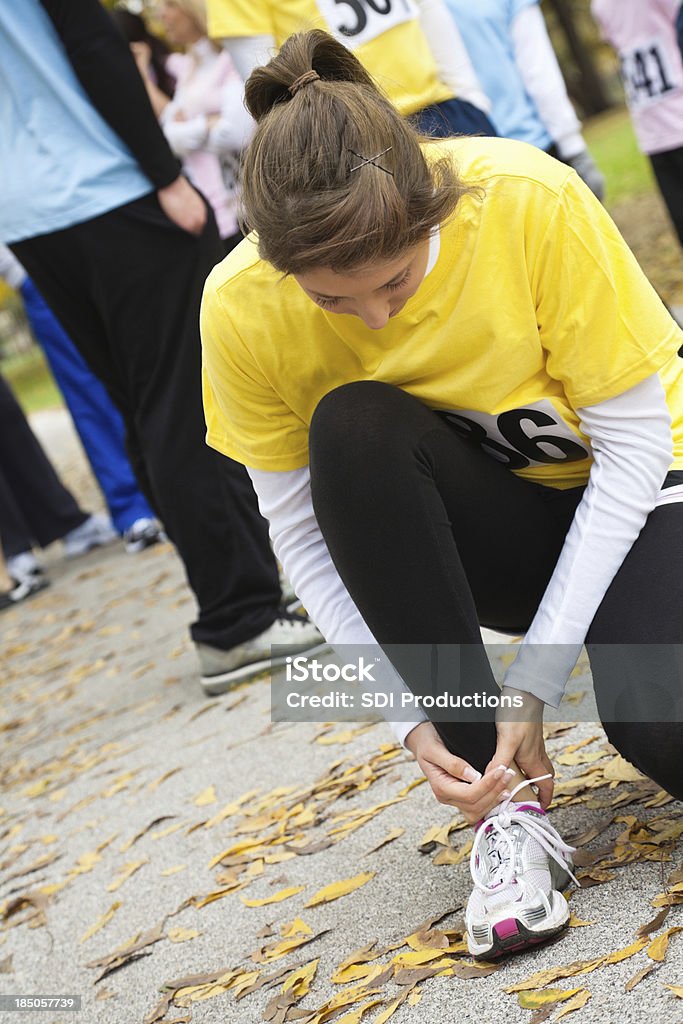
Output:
(158, 2), (202, 46)
(293, 239), (431, 331)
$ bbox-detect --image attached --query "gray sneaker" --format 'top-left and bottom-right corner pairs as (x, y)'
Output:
(197, 611), (327, 695)
(63, 513), (118, 558)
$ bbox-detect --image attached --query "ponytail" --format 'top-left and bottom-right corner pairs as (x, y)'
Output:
(240, 30), (469, 274)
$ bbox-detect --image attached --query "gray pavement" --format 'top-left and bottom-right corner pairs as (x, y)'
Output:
(0, 409), (681, 1024)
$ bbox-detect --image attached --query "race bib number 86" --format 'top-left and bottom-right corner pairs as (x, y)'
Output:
(438, 400), (590, 470)
(315, 0), (418, 48)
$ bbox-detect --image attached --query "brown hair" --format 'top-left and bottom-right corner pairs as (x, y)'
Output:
(240, 30), (471, 274)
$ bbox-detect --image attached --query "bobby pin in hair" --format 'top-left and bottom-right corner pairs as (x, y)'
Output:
(288, 70), (321, 96)
(348, 147), (394, 176)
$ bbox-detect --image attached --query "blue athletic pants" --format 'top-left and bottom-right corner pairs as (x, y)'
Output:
(20, 276), (154, 535)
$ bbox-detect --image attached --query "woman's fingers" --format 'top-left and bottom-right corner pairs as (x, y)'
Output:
(424, 758), (516, 822)
(442, 753), (482, 784)
(534, 773), (554, 809)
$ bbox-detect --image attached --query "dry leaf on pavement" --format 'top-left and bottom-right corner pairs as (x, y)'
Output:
(241, 885), (306, 908)
(305, 872), (374, 908)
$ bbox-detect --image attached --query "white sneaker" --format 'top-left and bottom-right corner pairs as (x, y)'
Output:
(0, 573), (50, 610)
(63, 513), (118, 558)
(123, 517), (166, 554)
(466, 775), (577, 960)
(196, 610), (328, 695)
(6, 550), (45, 585)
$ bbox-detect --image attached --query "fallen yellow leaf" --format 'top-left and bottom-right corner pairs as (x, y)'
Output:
(281, 917), (313, 938)
(647, 927), (683, 962)
(517, 988), (583, 1009)
(602, 756), (644, 783)
(168, 927), (200, 943)
(506, 957), (605, 992)
(334, 1000), (384, 1023)
(305, 872), (374, 908)
(364, 828), (405, 855)
(194, 785), (217, 807)
(602, 937), (648, 964)
(568, 914), (595, 928)
(392, 949), (452, 968)
(282, 958), (319, 997)
(80, 901), (121, 943)
(241, 885), (305, 907)
(556, 990), (592, 1019)
(107, 859), (147, 893)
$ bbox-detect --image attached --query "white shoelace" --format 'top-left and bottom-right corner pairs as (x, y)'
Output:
(470, 774), (579, 892)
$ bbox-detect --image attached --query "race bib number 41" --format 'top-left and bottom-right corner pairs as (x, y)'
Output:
(620, 37), (679, 110)
(315, 0), (418, 48)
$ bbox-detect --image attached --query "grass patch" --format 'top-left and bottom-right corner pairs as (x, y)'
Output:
(1, 345), (63, 415)
(583, 106), (656, 207)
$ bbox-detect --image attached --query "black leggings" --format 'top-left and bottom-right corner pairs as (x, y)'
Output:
(309, 382), (683, 800)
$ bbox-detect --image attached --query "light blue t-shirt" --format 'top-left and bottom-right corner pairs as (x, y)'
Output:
(445, 0), (553, 151)
(0, 0), (153, 243)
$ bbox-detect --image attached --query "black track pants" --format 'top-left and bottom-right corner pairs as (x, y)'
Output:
(12, 194), (280, 649)
(309, 381), (683, 799)
(0, 374), (86, 556)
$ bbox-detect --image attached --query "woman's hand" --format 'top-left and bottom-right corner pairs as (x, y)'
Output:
(157, 176), (207, 236)
(405, 722), (516, 824)
(488, 687), (554, 808)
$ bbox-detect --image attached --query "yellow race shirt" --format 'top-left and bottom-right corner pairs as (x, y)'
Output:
(206, 0), (452, 116)
(201, 137), (683, 488)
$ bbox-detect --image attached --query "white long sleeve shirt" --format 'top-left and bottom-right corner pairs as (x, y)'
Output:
(511, 5), (585, 158)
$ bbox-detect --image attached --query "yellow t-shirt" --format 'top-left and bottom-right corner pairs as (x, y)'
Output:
(201, 137), (683, 488)
(206, 0), (452, 116)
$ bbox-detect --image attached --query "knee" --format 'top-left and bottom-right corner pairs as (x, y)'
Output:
(309, 380), (410, 464)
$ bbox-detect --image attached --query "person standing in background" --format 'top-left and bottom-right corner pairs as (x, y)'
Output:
(0, 244), (164, 559)
(207, 0), (496, 138)
(116, 1), (252, 253)
(592, 0), (683, 245)
(110, 6), (178, 101)
(444, 0), (604, 198)
(0, 373), (117, 591)
(0, 0), (323, 694)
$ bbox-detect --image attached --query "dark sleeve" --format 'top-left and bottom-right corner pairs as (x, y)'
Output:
(39, 0), (180, 189)
(678, 4), (683, 64)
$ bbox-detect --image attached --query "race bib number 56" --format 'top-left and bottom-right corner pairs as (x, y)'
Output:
(315, 0), (418, 48)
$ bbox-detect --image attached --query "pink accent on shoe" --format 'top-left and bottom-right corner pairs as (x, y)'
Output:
(494, 918), (520, 940)
(514, 803), (546, 815)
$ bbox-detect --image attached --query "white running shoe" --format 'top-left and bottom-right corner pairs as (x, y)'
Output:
(123, 517), (166, 554)
(196, 610), (328, 695)
(6, 550), (45, 585)
(0, 573), (50, 610)
(63, 513), (118, 558)
(466, 775), (578, 960)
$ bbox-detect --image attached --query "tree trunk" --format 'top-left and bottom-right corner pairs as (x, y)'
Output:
(546, 0), (611, 114)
